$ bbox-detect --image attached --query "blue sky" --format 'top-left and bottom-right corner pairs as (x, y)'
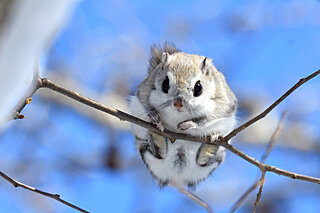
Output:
(1, 0), (320, 212)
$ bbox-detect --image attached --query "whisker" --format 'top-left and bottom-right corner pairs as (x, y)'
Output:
(132, 99), (172, 120)
(152, 100), (172, 112)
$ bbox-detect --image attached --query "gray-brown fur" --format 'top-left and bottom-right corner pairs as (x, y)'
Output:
(137, 42), (180, 123)
(212, 70), (237, 119)
(132, 42), (237, 188)
(148, 42), (180, 74)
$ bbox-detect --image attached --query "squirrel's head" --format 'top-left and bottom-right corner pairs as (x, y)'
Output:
(155, 52), (216, 111)
(148, 43), (236, 126)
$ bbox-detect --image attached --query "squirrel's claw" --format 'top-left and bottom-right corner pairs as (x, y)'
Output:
(154, 122), (165, 132)
(148, 110), (165, 132)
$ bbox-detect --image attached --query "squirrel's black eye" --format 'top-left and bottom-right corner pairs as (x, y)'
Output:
(162, 76), (170, 93)
(193, 80), (202, 97)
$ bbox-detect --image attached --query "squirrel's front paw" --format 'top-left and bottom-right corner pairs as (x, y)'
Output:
(177, 120), (198, 131)
(148, 110), (165, 132)
(154, 122), (165, 132)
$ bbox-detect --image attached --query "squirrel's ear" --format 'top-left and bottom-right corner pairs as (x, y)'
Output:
(161, 52), (172, 65)
(201, 57), (212, 76)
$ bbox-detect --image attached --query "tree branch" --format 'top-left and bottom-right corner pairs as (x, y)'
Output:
(0, 171), (89, 213)
(35, 71), (320, 185)
(4, 69), (320, 212)
(252, 170), (266, 213)
(172, 182), (214, 213)
(224, 70), (320, 141)
(230, 112), (286, 213)
(260, 112), (287, 163)
(11, 72), (40, 120)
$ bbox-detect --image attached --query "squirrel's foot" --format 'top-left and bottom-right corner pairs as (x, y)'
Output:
(196, 133), (225, 167)
(196, 143), (226, 167)
(149, 132), (168, 159)
(177, 120), (198, 131)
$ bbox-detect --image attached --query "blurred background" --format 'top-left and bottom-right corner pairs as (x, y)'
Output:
(0, 0), (320, 212)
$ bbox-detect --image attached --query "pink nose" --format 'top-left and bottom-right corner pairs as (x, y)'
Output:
(174, 98), (183, 110)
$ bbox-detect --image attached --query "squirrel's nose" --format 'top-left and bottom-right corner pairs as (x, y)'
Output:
(174, 98), (183, 110)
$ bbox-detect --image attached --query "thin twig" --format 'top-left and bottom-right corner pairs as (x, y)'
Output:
(260, 111), (287, 163)
(252, 171), (266, 213)
(230, 111), (287, 213)
(36, 71), (320, 184)
(172, 182), (214, 213)
(6, 70), (320, 212)
(223, 70), (320, 141)
(230, 182), (260, 213)
(0, 171), (89, 213)
(11, 71), (40, 119)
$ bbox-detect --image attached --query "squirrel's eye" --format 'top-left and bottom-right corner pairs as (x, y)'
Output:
(162, 76), (170, 93)
(193, 80), (202, 97)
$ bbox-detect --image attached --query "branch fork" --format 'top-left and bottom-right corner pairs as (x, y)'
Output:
(2, 69), (319, 213)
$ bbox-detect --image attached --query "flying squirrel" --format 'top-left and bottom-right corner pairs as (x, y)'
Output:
(130, 42), (237, 188)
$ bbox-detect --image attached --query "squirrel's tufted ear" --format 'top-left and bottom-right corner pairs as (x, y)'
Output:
(200, 57), (211, 76)
(201, 57), (212, 76)
(148, 42), (179, 73)
(161, 52), (172, 65)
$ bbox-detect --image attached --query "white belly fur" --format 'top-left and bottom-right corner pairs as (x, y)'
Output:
(130, 96), (232, 187)
(143, 139), (222, 187)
